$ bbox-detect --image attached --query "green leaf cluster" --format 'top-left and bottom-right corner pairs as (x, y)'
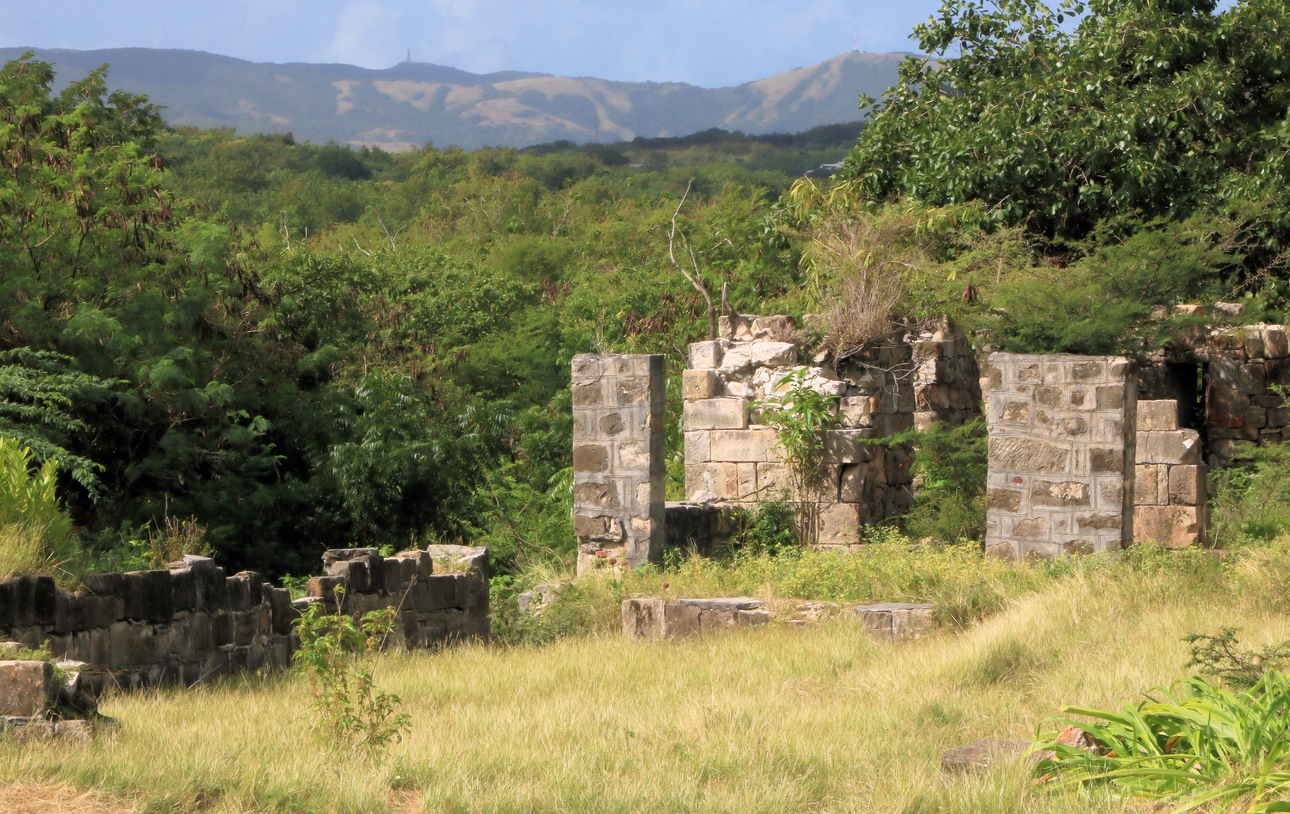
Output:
(1037, 671), (1290, 812)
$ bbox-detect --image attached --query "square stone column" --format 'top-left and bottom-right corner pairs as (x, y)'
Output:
(984, 354), (1137, 560)
(572, 354), (666, 574)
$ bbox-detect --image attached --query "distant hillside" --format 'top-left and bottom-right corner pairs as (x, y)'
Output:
(0, 47), (907, 151)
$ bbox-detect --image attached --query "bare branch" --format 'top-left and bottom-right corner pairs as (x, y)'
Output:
(668, 180), (717, 340)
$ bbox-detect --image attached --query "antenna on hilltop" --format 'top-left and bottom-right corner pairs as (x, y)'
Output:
(853, 12), (860, 52)
(407, 48), (412, 63)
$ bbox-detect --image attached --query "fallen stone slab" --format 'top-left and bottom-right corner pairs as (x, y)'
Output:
(852, 603), (934, 640)
(2, 716), (101, 742)
(941, 738), (1033, 773)
(622, 597), (771, 639)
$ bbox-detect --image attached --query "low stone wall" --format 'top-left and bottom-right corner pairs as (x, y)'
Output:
(0, 545), (489, 692)
(622, 597), (935, 640)
(622, 598), (771, 639)
(852, 603), (934, 639)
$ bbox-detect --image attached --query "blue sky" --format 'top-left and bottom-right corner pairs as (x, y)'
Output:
(1, 0), (943, 86)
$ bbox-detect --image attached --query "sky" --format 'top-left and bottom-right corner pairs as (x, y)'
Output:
(0, 0), (944, 87)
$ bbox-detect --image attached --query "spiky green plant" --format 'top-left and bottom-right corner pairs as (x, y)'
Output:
(1036, 671), (1290, 813)
(0, 437), (78, 581)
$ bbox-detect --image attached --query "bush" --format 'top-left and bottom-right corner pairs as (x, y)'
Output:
(292, 591), (411, 755)
(902, 418), (988, 544)
(1185, 628), (1290, 691)
(0, 438), (79, 583)
(1036, 671), (1290, 813)
(1210, 441), (1290, 547)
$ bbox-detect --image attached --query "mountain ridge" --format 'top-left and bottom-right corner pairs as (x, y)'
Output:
(0, 46), (908, 151)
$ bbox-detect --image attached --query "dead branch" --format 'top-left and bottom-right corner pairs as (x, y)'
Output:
(668, 180), (717, 340)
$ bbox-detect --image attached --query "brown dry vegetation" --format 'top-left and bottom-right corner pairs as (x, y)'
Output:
(1, 546), (1286, 813)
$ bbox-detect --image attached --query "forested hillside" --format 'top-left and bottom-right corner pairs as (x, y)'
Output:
(0, 47), (901, 150)
(2, 0), (1290, 585)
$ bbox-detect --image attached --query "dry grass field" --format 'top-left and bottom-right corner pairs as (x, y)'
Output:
(2, 546), (1287, 813)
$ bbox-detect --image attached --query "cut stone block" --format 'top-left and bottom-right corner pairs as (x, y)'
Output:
(688, 341), (726, 370)
(1263, 326), (1289, 359)
(1168, 464), (1205, 506)
(682, 369), (720, 401)
(1134, 505), (1203, 548)
(718, 340), (797, 373)
(0, 661), (54, 716)
(1137, 430), (1201, 465)
(1134, 464), (1166, 505)
(683, 399), (749, 431)
(1137, 400), (1178, 431)
(816, 502), (861, 546)
(709, 429), (778, 462)
(684, 431), (711, 464)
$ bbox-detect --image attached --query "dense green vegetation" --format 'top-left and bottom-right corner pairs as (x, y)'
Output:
(3, 0), (1290, 591)
(0, 56), (823, 579)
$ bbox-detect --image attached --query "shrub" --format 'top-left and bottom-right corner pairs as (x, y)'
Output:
(1036, 671), (1290, 813)
(292, 590), (412, 755)
(754, 369), (840, 544)
(1210, 440), (1290, 547)
(0, 437), (79, 582)
(902, 418), (988, 544)
(1185, 628), (1290, 691)
(731, 500), (797, 556)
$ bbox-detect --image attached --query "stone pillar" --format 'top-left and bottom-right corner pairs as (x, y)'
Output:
(1133, 400), (1207, 547)
(572, 354), (666, 574)
(984, 354), (1137, 560)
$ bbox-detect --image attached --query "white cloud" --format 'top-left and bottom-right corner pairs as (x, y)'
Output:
(326, 1), (404, 68)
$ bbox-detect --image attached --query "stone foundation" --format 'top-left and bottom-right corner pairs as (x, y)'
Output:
(621, 597), (771, 638)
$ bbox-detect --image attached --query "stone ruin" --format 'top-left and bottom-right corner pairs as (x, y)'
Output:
(678, 314), (981, 548)
(571, 313), (1290, 567)
(982, 354), (1139, 560)
(0, 544), (489, 698)
(571, 353), (667, 573)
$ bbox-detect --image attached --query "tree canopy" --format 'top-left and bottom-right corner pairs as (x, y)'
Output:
(844, 0), (1290, 243)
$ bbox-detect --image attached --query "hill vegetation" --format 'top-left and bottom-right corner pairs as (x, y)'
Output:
(3, 0), (1290, 582)
(0, 47), (899, 150)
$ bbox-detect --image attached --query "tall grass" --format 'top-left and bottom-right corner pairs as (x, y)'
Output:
(493, 532), (1230, 646)
(0, 437), (80, 585)
(2, 545), (1279, 813)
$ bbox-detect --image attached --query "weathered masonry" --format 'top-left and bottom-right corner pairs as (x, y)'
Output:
(572, 316), (1290, 564)
(983, 354), (1138, 560)
(0, 545), (489, 692)
(572, 353), (667, 574)
(679, 315), (980, 547)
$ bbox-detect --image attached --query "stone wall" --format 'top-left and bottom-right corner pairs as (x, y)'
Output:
(1134, 400), (1207, 547)
(681, 315), (980, 547)
(984, 353), (1138, 560)
(1147, 323), (1290, 466)
(0, 545), (489, 692)
(572, 353), (666, 574)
